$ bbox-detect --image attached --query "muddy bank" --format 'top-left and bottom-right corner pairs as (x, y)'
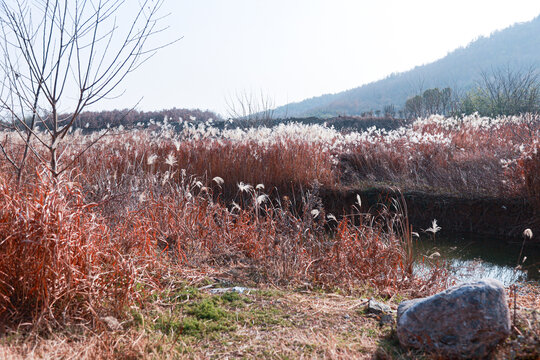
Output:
(319, 187), (539, 241)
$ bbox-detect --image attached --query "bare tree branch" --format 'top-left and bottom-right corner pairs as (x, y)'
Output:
(0, 0), (174, 180)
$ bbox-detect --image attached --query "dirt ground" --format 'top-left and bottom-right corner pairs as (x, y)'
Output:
(1, 278), (538, 360)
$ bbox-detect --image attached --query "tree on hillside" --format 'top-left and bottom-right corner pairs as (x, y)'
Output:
(383, 104), (396, 118)
(440, 87), (452, 114)
(461, 66), (540, 116)
(404, 95), (423, 119)
(404, 87), (455, 119)
(422, 88), (441, 115)
(0, 0), (172, 181)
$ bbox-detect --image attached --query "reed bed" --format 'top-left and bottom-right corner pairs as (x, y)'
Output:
(0, 168), (447, 330)
(0, 113), (537, 331)
(0, 172), (157, 329)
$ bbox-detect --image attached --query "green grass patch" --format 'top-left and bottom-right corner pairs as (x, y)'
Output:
(245, 306), (294, 328)
(186, 298), (227, 320)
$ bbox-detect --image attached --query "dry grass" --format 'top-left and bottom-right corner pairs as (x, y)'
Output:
(1, 284), (537, 359)
(0, 113), (538, 358)
(0, 172), (146, 329)
(0, 162), (446, 332)
(341, 114), (540, 199)
(517, 140), (540, 209)
(0, 287), (397, 359)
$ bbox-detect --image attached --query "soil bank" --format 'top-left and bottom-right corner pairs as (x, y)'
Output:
(320, 187), (539, 242)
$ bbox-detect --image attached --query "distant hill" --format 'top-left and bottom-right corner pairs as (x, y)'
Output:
(273, 15), (540, 118)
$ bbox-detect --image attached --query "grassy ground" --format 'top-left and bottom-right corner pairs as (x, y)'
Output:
(1, 277), (538, 360)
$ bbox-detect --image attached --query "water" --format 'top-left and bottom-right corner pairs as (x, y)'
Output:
(414, 234), (540, 286)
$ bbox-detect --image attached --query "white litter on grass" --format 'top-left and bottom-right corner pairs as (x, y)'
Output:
(208, 286), (254, 294)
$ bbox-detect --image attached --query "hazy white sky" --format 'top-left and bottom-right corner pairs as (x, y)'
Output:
(101, 0), (540, 115)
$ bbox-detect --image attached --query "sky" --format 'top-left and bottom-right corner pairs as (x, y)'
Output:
(94, 0), (540, 116)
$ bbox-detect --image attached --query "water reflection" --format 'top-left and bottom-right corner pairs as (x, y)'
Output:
(448, 259), (526, 286)
(413, 234), (539, 285)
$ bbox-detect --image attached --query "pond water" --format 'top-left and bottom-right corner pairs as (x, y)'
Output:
(413, 234), (540, 286)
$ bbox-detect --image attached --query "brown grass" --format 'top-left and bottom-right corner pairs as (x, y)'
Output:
(0, 160), (446, 332)
(1, 285), (536, 359)
(518, 141), (540, 209)
(0, 288), (396, 359)
(0, 171), (160, 330)
(0, 113), (537, 358)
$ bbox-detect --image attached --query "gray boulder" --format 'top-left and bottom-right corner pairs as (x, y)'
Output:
(397, 278), (511, 359)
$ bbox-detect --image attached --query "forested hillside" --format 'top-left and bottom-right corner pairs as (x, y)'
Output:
(273, 15), (540, 117)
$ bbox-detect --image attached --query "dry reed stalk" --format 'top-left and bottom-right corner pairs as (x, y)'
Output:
(0, 171), (155, 329)
(5, 115), (517, 332)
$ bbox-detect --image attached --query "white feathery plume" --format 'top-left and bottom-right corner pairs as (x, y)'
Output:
(256, 194), (268, 205)
(356, 194), (362, 207)
(165, 152), (177, 167)
(238, 182), (253, 193)
(147, 154), (157, 165)
(213, 176), (224, 186)
(425, 219), (441, 234)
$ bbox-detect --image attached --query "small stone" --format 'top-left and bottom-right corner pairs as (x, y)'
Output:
(101, 316), (122, 331)
(397, 278), (511, 359)
(367, 299), (392, 315)
(344, 314), (351, 320)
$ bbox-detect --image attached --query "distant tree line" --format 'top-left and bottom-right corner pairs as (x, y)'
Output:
(404, 87), (457, 119)
(33, 108), (221, 132)
(358, 106), (399, 119)
(403, 66), (540, 118)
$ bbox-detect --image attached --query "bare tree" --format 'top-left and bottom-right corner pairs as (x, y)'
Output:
(467, 65), (540, 116)
(0, 0), (172, 181)
(225, 90), (277, 127)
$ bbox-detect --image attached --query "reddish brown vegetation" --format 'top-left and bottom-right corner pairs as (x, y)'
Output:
(0, 173), (150, 328)
(0, 168), (445, 330)
(0, 113), (537, 331)
(518, 141), (540, 209)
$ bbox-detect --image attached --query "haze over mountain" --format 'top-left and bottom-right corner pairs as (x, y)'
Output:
(273, 14), (540, 118)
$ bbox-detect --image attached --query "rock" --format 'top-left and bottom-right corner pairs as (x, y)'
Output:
(367, 299), (392, 315)
(101, 316), (122, 331)
(397, 278), (511, 359)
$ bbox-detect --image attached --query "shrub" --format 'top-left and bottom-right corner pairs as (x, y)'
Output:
(0, 172), (141, 328)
